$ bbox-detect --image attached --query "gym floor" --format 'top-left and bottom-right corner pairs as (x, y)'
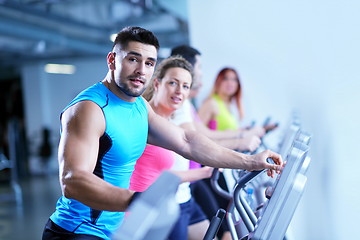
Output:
(0, 172), (61, 240)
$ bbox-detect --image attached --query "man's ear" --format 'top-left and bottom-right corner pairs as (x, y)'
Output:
(107, 52), (116, 70)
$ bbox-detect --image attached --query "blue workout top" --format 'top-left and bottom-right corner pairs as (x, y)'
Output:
(50, 82), (148, 239)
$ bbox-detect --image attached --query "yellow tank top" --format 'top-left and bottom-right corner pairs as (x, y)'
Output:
(212, 94), (238, 130)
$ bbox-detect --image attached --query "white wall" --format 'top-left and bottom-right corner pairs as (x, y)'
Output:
(188, 0), (360, 239)
(21, 57), (106, 173)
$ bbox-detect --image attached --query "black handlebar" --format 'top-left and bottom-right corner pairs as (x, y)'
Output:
(210, 168), (232, 200)
(203, 209), (226, 240)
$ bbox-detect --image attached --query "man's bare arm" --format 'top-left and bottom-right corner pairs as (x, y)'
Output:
(146, 100), (283, 174)
(59, 101), (134, 212)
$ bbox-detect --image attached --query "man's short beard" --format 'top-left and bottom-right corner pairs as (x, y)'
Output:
(118, 82), (146, 97)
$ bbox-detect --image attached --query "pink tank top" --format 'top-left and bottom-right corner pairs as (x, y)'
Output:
(208, 119), (218, 130)
(130, 144), (175, 192)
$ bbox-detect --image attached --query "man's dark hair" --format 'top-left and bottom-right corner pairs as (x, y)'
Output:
(113, 26), (160, 51)
(170, 45), (201, 67)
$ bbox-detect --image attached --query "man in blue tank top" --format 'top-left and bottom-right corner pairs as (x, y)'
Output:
(42, 26), (283, 240)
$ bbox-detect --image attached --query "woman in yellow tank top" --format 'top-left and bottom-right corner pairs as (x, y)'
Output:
(198, 67), (244, 131)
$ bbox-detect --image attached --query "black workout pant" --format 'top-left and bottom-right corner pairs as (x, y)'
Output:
(42, 219), (104, 240)
(191, 175), (230, 238)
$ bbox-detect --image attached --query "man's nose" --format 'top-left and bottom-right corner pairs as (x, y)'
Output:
(135, 62), (146, 75)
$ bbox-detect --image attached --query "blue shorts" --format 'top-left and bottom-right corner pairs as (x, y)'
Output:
(168, 197), (207, 240)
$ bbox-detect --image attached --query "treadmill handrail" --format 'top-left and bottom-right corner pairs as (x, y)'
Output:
(210, 168), (232, 200)
(203, 208), (226, 240)
(233, 170), (263, 232)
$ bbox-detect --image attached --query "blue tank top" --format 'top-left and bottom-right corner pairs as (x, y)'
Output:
(50, 82), (148, 239)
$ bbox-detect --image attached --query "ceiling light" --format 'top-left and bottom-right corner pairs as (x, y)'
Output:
(110, 33), (117, 42)
(44, 64), (76, 74)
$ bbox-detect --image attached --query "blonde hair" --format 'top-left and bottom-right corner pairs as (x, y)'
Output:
(142, 56), (193, 101)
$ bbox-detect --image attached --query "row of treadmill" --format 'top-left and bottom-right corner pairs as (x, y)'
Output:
(114, 117), (312, 240)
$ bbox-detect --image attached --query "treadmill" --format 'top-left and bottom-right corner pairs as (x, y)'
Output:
(112, 171), (181, 240)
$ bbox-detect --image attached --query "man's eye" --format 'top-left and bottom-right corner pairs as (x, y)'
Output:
(146, 62), (154, 67)
(129, 58), (138, 62)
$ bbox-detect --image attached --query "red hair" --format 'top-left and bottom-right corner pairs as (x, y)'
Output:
(211, 67), (244, 120)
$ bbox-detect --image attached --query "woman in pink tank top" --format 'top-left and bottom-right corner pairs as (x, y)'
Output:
(129, 56), (214, 240)
(129, 56), (192, 192)
(130, 56), (213, 192)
